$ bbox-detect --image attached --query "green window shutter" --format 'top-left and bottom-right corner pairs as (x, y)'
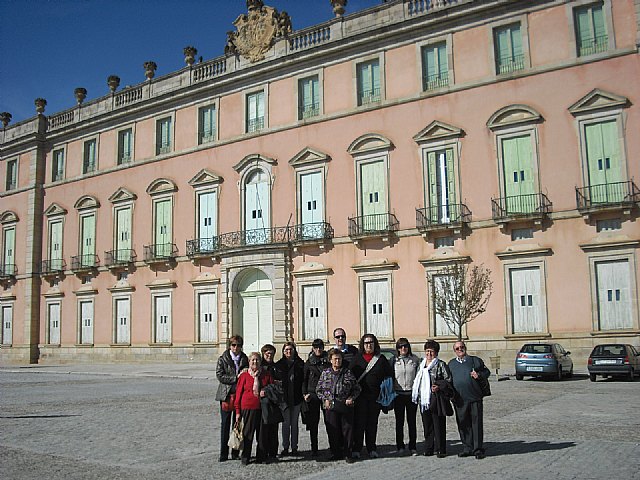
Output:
(425, 47), (436, 78)
(496, 28), (511, 64)
(511, 25), (522, 59)
(576, 7), (592, 50)
(600, 120), (623, 202)
(427, 151), (439, 216)
(585, 123), (607, 193)
(155, 200), (171, 255)
(502, 137), (521, 212)
(592, 5), (606, 40)
(371, 60), (380, 93)
(257, 91), (265, 119)
(311, 77), (319, 107)
(357, 63), (369, 101)
(516, 136), (535, 196)
(116, 208), (132, 252)
(81, 215), (95, 257)
(445, 148), (457, 208)
(3, 228), (15, 267)
(438, 43), (448, 77)
(49, 222), (63, 268)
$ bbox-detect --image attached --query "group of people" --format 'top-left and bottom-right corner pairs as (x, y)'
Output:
(215, 328), (490, 465)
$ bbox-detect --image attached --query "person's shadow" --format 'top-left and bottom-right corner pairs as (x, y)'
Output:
(480, 440), (575, 456)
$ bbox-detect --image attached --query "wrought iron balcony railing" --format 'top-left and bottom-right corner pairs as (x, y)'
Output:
(299, 103), (320, 120)
(492, 193), (552, 220)
(105, 249), (137, 267)
(348, 213), (399, 238)
(496, 54), (525, 74)
(144, 243), (178, 262)
(40, 259), (66, 275)
(578, 34), (608, 57)
(416, 203), (471, 232)
(291, 222), (334, 243)
(358, 87), (381, 106)
(423, 72), (449, 91)
(0, 264), (17, 278)
(71, 254), (99, 271)
(576, 180), (640, 211)
(247, 117), (265, 133)
(186, 237), (221, 257)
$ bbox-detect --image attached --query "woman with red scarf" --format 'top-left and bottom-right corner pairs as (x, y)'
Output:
(235, 352), (273, 465)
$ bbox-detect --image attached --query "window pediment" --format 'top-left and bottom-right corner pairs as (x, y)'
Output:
(0, 211), (19, 224)
(487, 104), (543, 131)
(108, 187), (137, 204)
(146, 178), (178, 196)
(568, 89), (629, 116)
(288, 147), (330, 167)
(74, 195), (100, 210)
(233, 154), (277, 173)
(351, 258), (398, 272)
(347, 133), (393, 156)
(188, 169), (224, 188)
(413, 121), (465, 144)
(44, 203), (67, 217)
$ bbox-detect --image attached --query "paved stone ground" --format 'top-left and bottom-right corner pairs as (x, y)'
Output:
(1, 363), (638, 480)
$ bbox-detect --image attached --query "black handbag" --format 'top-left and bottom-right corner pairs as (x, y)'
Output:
(329, 398), (353, 414)
(472, 358), (491, 397)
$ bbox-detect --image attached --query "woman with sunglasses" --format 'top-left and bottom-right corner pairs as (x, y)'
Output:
(215, 335), (249, 462)
(302, 338), (330, 456)
(391, 338), (420, 455)
(275, 341), (305, 456)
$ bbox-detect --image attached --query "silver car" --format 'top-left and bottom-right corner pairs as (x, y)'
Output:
(515, 343), (574, 380)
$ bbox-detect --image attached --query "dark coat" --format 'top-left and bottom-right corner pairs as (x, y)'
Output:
(303, 351), (330, 401)
(349, 353), (393, 401)
(432, 379), (454, 417)
(261, 383), (285, 424)
(275, 355), (305, 407)
(215, 349), (249, 402)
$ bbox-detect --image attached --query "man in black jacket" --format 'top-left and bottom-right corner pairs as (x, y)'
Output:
(333, 327), (358, 367)
(215, 335), (249, 462)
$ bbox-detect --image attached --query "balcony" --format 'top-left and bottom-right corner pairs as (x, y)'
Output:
(348, 213), (399, 242)
(423, 72), (449, 91)
(105, 249), (137, 269)
(416, 203), (471, 236)
(491, 193), (552, 226)
(291, 222), (334, 248)
(71, 254), (99, 272)
(0, 264), (17, 280)
(40, 259), (66, 276)
(578, 34), (608, 57)
(144, 243), (178, 264)
(576, 181), (640, 217)
(358, 87), (381, 106)
(299, 102), (320, 120)
(247, 117), (265, 133)
(186, 237), (221, 258)
(496, 54), (525, 75)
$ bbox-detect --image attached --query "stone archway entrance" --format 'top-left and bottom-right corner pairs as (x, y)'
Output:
(235, 268), (273, 353)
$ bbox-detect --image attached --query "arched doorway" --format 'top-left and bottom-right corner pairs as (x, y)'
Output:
(235, 268), (273, 353)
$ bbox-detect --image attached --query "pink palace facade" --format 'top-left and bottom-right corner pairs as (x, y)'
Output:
(1, 0), (639, 367)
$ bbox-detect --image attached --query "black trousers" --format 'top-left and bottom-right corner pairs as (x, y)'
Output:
(258, 421), (279, 458)
(353, 397), (382, 453)
(305, 397), (322, 451)
(454, 400), (484, 454)
(240, 409), (262, 460)
(421, 408), (447, 454)
(219, 404), (239, 459)
(393, 394), (418, 450)
(324, 408), (354, 458)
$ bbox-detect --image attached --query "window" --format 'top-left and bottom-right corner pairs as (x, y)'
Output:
(5, 159), (17, 190)
(595, 260), (633, 330)
(500, 134), (537, 212)
(117, 128), (133, 164)
(153, 198), (173, 257)
(2, 226), (16, 275)
(301, 283), (327, 341)
(356, 59), (381, 106)
(509, 267), (543, 333)
(246, 91), (265, 133)
(298, 75), (320, 120)
(79, 213), (96, 267)
(47, 302), (61, 345)
(1, 304), (13, 346)
(596, 218), (622, 232)
(422, 42), (448, 90)
(153, 294), (172, 343)
(52, 148), (65, 181)
(431, 273), (460, 337)
(113, 297), (130, 344)
(511, 227), (534, 241)
(82, 139), (97, 174)
(363, 278), (391, 339)
(198, 105), (216, 144)
(299, 171), (324, 238)
(196, 190), (217, 250)
(574, 2), (607, 56)
(583, 120), (624, 202)
(435, 236), (454, 248)
(114, 206), (133, 262)
(156, 117), (172, 155)
(197, 291), (217, 343)
(48, 220), (64, 271)
(425, 149), (457, 223)
(78, 299), (94, 345)
(494, 23), (524, 74)
(242, 169), (271, 244)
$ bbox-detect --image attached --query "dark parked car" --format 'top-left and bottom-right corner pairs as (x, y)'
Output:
(588, 344), (640, 382)
(515, 343), (573, 380)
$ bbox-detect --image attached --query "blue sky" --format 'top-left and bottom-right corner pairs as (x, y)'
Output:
(0, 0), (380, 124)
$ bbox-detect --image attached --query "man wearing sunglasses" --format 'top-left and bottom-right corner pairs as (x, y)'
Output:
(333, 328), (358, 367)
(448, 341), (490, 460)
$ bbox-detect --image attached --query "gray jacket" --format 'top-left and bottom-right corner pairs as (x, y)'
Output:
(393, 354), (420, 393)
(215, 350), (249, 402)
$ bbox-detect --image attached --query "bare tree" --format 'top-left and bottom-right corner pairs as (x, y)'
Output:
(432, 263), (493, 341)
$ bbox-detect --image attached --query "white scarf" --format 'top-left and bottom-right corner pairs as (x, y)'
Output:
(412, 357), (438, 412)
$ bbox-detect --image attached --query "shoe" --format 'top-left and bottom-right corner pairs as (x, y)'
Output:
(218, 456), (227, 462)
(231, 451), (240, 460)
(345, 456), (355, 464)
(311, 449), (319, 457)
(352, 451), (360, 459)
(329, 454), (344, 461)
(369, 450), (379, 459)
(410, 449), (418, 456)
(458, 451), (473, 458)
(241, 458), (249, 466)
(475, 452), (486, 460)
(437, 453), (447, 458)
(280, 448), (289, 457)
(267, 456), (279, 464)
(424, 451), (434, 456)
(291, 448), (299, 456)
